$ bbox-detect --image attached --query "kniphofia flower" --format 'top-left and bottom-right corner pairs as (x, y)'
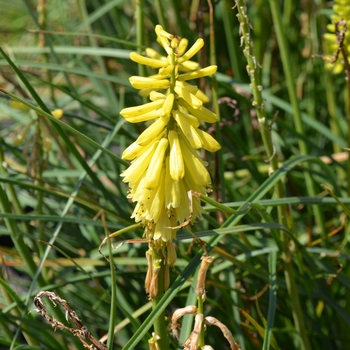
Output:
(120, 25), (220, 243)
(324, 0), (350, 73)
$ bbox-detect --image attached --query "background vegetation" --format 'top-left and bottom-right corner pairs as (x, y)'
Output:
(0, 0), (349, 349)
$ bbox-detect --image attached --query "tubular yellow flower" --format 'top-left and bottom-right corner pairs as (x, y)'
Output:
(145, 138), (169, 189)
(160, 93), (175, 118)
(173, 110), (203, 149)
(196, 128), (221, 152)
(178, 65), (217, 81)
(178, 98), (219, 123)
(129, 76), (170, 89)
(136, 116), (169, 146)
(120, 25), (221, 243)
(174, 85), (203, 109)
(130, 52), (169, 68)
(120, 100), (164, 118)
(177, 38), (204, 64)
(168, 130), (185, 181)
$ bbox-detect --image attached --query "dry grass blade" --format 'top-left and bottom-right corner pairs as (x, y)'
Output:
(34, 291), (108, 350)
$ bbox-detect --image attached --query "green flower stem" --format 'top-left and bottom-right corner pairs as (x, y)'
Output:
(341, 49), (350, 196)
(208, 0), (226, 204)
(319, 6), (345, 182)
(268, 0), (326, 239)
(234, 2), (311, 350)
(151, 248), (169, 350)
(197, 296), (205, 348)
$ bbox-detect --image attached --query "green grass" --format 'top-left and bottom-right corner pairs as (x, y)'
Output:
(1, 1), (350, 349)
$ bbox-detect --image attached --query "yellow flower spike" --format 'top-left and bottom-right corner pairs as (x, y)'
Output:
(145, 138), (169, 189)
(129, 76), (170, 89)
(173, 110), (203, 149)
(120, 100), (164, 118)
(196, 129), (221, 152)
(160, 93), (175, 118)
(51, 109), (64, 119)
(136, 116), (169, 146)
(168, 130), (185, 181)
(324, 0), (350, 73)
(130, 52), (169, 68)
(177, 38), (204, 64)
(178, 98), (218, 123)
(174, 85), (203, 109)
(177, 65), (217, 81)
(120, 25), (221, 243)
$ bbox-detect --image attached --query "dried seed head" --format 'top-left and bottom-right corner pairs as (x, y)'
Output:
(196, 256), (214, 300)
(204, 316), (242, 350)
(171, 305), (197, 330)
(183, 313), (203, 350)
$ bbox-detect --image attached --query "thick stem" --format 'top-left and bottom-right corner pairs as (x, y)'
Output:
(151, 247), (169, 350)
(268, 0), (326, 239)
(234, 2), (312, 350)
(208, 0), (226, 210)
(197, 296), (205, 347)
